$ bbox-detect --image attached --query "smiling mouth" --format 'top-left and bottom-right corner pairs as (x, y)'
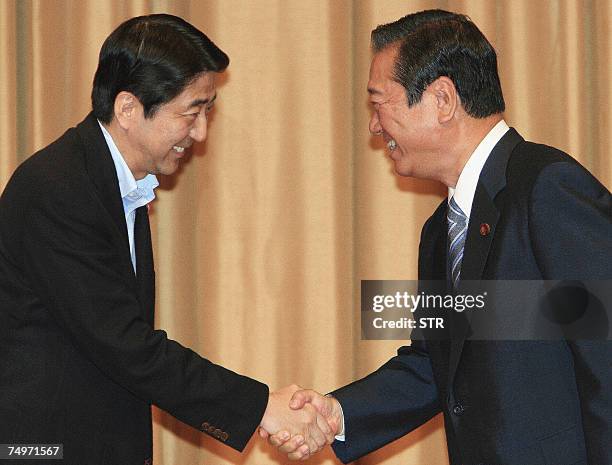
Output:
(172, 145), (186, 153)
(387, 139), (397, 151)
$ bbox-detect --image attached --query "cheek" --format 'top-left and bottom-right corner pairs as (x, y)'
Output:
(156, 130), (184, 153)
(174, 122), (193, 142)
(378, 109), (400, 134)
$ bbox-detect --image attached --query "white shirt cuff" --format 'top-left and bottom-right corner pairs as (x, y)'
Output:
(333, 399), (346, 441)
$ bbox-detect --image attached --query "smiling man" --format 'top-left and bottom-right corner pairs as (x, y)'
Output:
(0, 14), (333, 464)
(268, 9), (612, 465)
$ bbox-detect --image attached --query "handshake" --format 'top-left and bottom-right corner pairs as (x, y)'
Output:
(259, 385), (343, 460)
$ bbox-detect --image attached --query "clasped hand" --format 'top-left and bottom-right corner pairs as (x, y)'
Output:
(259, 385), (343, 460)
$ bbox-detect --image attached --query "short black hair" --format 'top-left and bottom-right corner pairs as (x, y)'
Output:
(371, 9), (505, 118)
(92, 14), (229, 123)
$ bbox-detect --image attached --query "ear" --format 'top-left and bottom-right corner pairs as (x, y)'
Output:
(113, 91), (141, 130)
(430, 76), (458, 124)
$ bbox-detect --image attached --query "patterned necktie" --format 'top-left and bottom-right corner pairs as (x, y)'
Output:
(447, 196), (468, 287)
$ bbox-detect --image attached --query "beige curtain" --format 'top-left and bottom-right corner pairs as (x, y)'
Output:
(1, 1), (610, 464)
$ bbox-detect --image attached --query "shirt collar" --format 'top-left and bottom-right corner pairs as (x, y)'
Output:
(448, 119), (509, 218)
(97, 120), (159, 208)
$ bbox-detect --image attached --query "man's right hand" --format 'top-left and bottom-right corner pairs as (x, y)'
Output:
(263, 389), (344, 461)
(259, 385), (336, 459)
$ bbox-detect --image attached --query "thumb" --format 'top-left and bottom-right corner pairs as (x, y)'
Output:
(289, 389), (314, 409)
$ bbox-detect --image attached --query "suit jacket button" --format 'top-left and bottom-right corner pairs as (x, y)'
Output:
(479, 223), (491, 236)
(208, 425), (216, 434)
(214, 428), (223, 438)
(452, 403), (465, 415)
(221, 432), (229, 441)
(200, 422), (209, 431)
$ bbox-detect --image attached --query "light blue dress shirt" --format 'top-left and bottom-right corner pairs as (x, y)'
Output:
(98, 121), (159, 272)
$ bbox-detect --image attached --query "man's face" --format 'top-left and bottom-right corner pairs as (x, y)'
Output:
(127, 72), (217, 178)
(368, 46), (441, 179)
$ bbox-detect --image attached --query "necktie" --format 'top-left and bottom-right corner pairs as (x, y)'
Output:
(447, 196), (468, 287)
(134, 205), (155, 325)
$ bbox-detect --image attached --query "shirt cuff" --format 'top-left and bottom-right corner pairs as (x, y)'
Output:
(333, 397), (346, 441)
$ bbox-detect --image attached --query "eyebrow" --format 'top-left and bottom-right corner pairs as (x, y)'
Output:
(367, 87), (382, 96)
(187, 93), (217, 109)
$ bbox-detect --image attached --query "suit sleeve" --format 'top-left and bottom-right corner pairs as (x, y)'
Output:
(21, 180), (268, 451)
(529, 161), (612, 464)
(329, 210), (443, 464)
(330, 340), (441, 464)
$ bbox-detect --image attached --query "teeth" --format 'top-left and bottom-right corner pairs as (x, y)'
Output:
(387, 140), (397, 151)
(173, 146), (185, 153)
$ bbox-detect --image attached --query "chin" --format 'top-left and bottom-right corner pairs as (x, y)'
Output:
(159, 162), (181, 176)
(161, 167), (179, 176)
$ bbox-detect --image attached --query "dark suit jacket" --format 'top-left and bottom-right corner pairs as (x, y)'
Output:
(0, 114), (269, 465)
(331, 129), (612, 465)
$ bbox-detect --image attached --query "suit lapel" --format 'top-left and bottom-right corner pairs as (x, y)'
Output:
(419, 200), (448, 281)
(446, 128), (524, 387)
(74, 113), (154, 321)
(460, 188), (499, 282)
(74, 113), (136, 282)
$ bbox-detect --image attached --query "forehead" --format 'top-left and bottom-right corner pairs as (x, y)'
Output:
(367, 46), (399, 95)
(169, 72), (217, 108)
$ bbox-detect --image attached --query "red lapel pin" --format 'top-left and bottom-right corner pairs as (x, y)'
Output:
(479, 223), (491, 236)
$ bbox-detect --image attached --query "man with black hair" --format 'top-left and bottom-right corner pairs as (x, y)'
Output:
(268, 9), (612, 465)
(0, 14), (332, 464)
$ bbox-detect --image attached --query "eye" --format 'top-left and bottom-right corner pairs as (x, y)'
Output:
(204, 103), (214, 114)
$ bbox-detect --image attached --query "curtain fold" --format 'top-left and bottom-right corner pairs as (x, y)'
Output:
(0, 0), (17, 187)
(2, 1), (609, 464)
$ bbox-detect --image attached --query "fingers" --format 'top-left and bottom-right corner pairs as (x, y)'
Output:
(289, 389), (316, 410)
(269, 431), (294, 448)
(288, 444), (311, 461)
(305, 426), (326, 451)
(292, 390), (340, 439)
(277, 434), (304, 453)
(302, 403), (327, 454)
(273, 417), (327, 453)
(316, 411), (335, 444)
(264, 386), (338, 460)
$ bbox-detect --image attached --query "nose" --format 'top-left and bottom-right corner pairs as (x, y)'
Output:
(369, 111), (382, 135)
(189, 113), (207, 142)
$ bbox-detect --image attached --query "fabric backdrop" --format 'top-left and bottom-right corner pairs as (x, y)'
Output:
(1, 1), (610, 464)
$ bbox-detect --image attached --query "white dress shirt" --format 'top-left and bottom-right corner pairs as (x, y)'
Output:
(448, 119), (509, 216)
(98, 121), (159, 272)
